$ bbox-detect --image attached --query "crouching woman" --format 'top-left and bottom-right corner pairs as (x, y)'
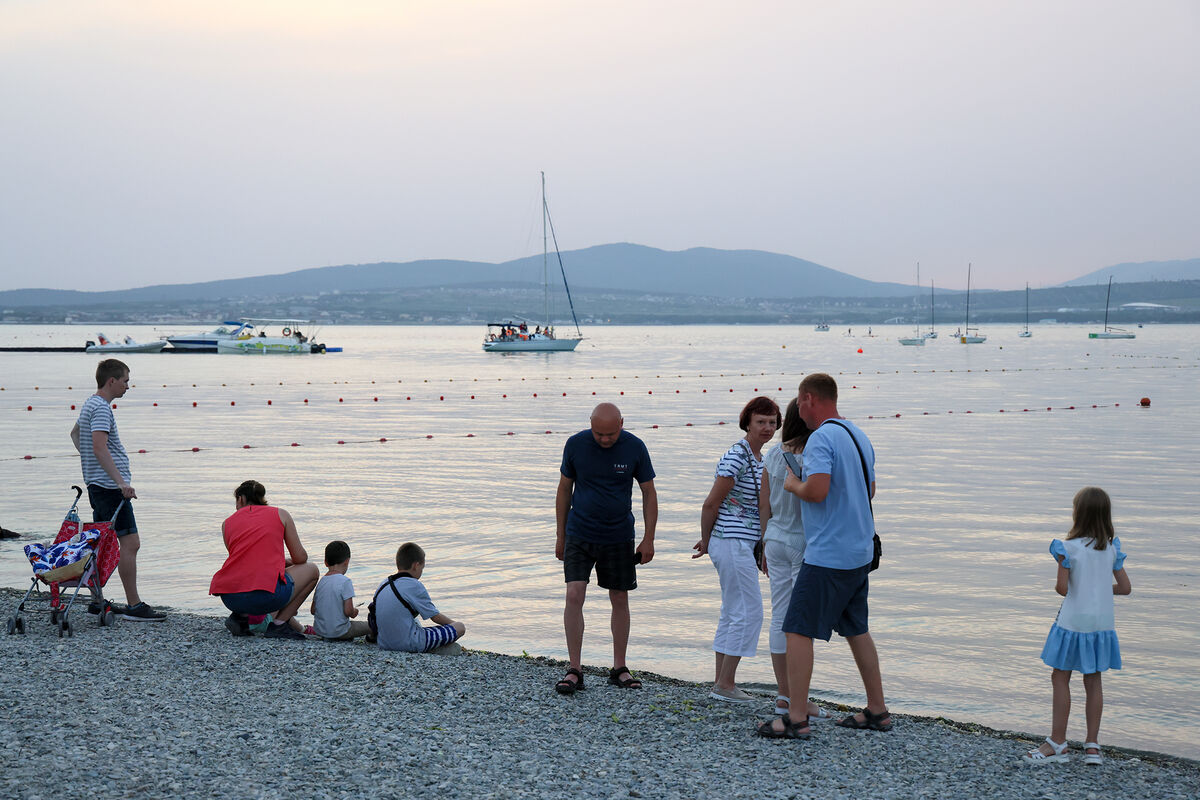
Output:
(210, 480), (319, 640)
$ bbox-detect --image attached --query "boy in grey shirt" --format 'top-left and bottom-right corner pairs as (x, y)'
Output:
(311, 540), (370, 640)
(373, 543), (465, 652)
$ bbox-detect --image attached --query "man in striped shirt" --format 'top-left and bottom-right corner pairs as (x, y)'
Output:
(69, 359), (165, 621)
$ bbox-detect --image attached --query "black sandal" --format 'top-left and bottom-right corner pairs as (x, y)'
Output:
(835, 707), (893, 732)
(756, 713), (812, 740)
(555, 667), (585, 695)
(608, 666), (642, 689)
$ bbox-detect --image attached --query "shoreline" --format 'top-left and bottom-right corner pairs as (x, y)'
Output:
(2, 589), (1196, 800)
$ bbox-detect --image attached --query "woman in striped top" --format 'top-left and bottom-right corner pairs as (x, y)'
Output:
(694, 395), (781, 702)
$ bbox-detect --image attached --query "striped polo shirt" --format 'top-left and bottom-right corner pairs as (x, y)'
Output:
(713, 440), (762, 540)
(77, 394), (130, 488)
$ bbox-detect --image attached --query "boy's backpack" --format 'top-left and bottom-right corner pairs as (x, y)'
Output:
(367, 571), (420, 643)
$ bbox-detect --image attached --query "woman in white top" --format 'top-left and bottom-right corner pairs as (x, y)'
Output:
(759, 398), (830, 721)
(694, 396), (780, 702)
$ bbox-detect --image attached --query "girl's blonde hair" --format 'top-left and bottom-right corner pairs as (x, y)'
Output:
(1068, 486), (1115, 550)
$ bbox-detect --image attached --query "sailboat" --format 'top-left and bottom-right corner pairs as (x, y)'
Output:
(814, 301), (829, 332)
(924, 281), (938, 338)
(899, 263), (925, 346)
(1018, 283), (1032, 338)
(1088, 276), (1135, 339)
(958, 263), (987, 343)
(482, 173), (584, 352)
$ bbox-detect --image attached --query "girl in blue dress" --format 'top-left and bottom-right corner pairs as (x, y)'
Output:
(1023, 487), (1132, 766)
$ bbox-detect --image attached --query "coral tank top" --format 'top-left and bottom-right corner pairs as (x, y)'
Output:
(209, 505), (287, 595)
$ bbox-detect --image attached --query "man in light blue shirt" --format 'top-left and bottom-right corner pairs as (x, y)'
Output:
(756, 373), (891, 739)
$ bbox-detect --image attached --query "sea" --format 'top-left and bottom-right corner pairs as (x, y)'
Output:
(1, 323), (1197, 760)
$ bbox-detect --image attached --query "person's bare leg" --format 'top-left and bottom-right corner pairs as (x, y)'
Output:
(771, 650), (819, 717)
(714, 652), (725, 683)
(609, 589), (630, 667)
(715, 653), (741, 691)
(1032, 668), (1073, 757)
(1082, 671), (1103, 754)
(561, 581), (587, 688)
(763, 633), (813, 734)
(116, 533), (141, 606)
(844, 632), (888, 723)
(275, 562), (319, 626)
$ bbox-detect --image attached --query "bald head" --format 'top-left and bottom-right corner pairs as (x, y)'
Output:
(590, 403), (623, 448)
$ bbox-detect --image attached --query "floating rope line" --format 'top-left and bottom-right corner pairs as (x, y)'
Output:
(3, 402), (1137, 462)
(0, 360), (1195, 394)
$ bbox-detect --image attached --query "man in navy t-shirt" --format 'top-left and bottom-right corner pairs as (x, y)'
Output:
(554, 403), (657, 694)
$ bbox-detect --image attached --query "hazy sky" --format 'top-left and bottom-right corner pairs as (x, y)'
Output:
(3, 1), (1197, 292)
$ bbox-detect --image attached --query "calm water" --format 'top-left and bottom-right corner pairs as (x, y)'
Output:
(1, 323), (1197, 759)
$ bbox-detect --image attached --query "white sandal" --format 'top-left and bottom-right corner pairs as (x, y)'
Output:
(808, 706), (833, 723)
(774, 695), (789, 715)
(1022, 737), (1069, 765)
(1084, 742), (1103, 766)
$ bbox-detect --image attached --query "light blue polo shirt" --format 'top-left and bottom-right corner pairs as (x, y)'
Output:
(800, 419), (876, 569)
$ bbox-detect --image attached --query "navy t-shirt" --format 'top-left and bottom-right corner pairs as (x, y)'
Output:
(560, 429), (655, 544)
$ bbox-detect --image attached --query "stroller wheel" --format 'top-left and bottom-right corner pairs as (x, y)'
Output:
(5, 615), (19, 635)
(50, 609), (59, 625)
(100, 609), (116, 627)
(65, 619), (74, 637)
(57, 619), (64, 637)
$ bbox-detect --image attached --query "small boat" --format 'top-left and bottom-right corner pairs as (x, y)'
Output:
(1088, 277), (1135, 339)
(1018, 283), (1033, 338)
(166, 321), (254, 352)
(959, 264), (987, 343)
(85, 334), (166, 354)
(899, 263), (926, 346)
(483, 173), (583, 353)
(813, 322), (830, 332)
(217, 319), (329, 354)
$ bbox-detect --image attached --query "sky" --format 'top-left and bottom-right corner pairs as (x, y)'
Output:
(2, 0), (1198, 292)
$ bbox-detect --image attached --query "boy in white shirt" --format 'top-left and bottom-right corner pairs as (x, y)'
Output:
(310, 541), (370, 640)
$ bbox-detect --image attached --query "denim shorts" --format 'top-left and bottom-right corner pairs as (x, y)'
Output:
(220, 574), (294, 616)
(563, 537), (637, 591)
(87, 484), (137, 536)
(782, 562), (871, 641)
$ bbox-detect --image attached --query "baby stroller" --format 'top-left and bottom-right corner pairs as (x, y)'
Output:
(7, 485), (122, 637)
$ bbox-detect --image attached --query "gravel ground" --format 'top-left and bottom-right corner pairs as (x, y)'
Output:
(1, 588), (1196, 800)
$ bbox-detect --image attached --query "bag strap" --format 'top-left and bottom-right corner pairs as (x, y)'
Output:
(820, 420), (873, 519)
(372, 572), (420, 618)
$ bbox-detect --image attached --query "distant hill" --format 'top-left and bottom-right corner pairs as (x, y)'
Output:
(1060, 258), (1200, 286)
(0, 244), (914, 308)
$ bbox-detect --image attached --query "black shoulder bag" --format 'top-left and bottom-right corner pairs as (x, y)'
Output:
(366, 571), (420, 642)
(821, 420), (882, 572)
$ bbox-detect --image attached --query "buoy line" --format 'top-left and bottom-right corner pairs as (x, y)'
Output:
(1, 361), (1195, 395)
(3, 401), (1137, 463)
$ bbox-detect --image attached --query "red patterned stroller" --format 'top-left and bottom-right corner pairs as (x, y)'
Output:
(6, 485), (122, 637)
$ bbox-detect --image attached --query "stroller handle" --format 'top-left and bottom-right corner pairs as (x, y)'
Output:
(71, 485), (83, 502)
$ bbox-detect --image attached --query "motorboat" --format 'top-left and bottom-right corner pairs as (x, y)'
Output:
(1088, 277), (1135, 339)
(85, 334), (166, 354)
(217, 319), (329, 354)
(166, 321), (254, 352)
(483, 173), (583, 353)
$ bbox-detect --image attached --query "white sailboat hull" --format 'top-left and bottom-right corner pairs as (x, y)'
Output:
(1088, 331), (1135, 339)
(898, 337), (925, 346)
(959, 335), (987, 344)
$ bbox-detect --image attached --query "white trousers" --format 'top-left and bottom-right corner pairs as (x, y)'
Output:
(709, 536), (763, 658)
(764, 538), (806, 654)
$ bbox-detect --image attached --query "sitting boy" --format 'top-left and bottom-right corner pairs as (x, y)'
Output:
(310, 540), (371, 641)
(372, 542), (465, 653)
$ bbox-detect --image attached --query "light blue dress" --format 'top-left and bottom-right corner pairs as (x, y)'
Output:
(1040, 537), (1127, 673)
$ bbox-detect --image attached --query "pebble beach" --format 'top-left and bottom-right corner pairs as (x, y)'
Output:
(1, 589), (1196, 800)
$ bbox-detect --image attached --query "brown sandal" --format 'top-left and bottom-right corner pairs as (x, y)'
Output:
(608, 666), (642, 689)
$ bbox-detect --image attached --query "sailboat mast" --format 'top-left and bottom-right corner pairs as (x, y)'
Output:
(965, 263), (972, 331)
(542, 171), (549, 326)
(930, 280), (935, 331)
(1103, 276), (1112, 331)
